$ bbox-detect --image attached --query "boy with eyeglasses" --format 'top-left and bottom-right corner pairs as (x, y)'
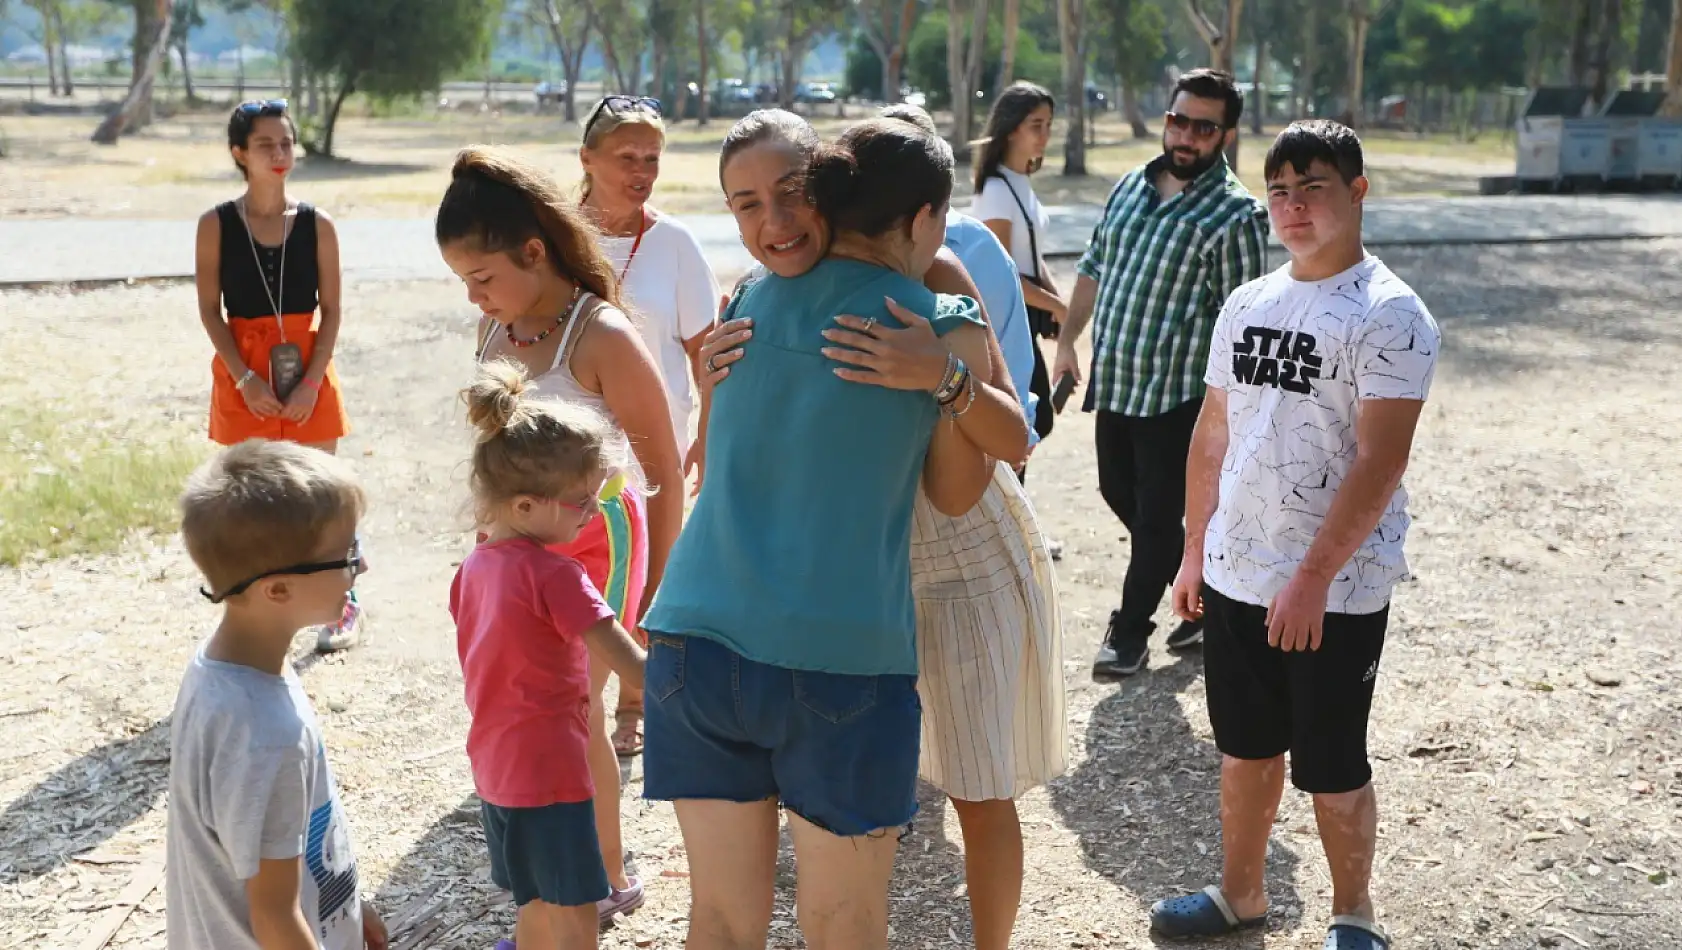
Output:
(167, 439), (387, 950)
(1053, 68), (1270, 679)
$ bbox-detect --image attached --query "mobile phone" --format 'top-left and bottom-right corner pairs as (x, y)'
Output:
(1051, 371), (1077, 413)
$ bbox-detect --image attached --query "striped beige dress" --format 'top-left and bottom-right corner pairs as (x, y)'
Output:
(911, 460), (1067, 801)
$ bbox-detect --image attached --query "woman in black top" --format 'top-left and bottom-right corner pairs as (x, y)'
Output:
(194, 99), (359, 650)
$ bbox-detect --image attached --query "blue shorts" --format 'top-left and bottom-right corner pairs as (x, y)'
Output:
(642, 633), (921, 837)
(481, 799), (609, 908)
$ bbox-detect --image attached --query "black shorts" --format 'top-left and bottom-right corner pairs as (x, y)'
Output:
(1202, 582), (1388, 794)
(481, 799), (610, 908)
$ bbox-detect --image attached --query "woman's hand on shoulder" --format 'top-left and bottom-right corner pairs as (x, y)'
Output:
(696, 313), (753, 394)
(822, 297), (950, 393)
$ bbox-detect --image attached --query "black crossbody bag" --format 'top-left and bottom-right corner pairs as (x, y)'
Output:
(996, 175), (1059, 340)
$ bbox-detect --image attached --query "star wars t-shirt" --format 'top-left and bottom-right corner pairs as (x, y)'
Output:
(1202, 255), (1440, 614)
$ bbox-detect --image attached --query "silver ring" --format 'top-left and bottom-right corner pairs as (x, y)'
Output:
(861, 317), (878, 335)
(704, 354), (719, 374)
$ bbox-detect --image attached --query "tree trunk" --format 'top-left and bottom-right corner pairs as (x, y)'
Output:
(696, 0), (710, 125)
(1568, 0), (1594, 85)
(997, 0), (1021, 98)
(780, 33), (807, 111)
(1589, 0), (1624, 107)
(1059, 0), (1088, 174)
(1666, 0), (1682, 115)
(889, 0), (915, 101)
(43, 19), (61, 97)
(1251, 38), (1267, 134)
(1181, 0), (1246, 167)
(179, 37), (195, 101)
(563, 27), (589, 123)
(1298, 0), (1317, 117)
(1123, 81), (1149, 136)
(92, 0), (172, 143)
(1344, 8), (1370, 128)
(946, 0), (989, 156)
(319, 77), (355, 157)
(52, 3), (73, 95)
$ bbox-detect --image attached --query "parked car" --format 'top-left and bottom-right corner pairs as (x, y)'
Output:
(796, 81), (838, 104)
(534, 81), (567, 107)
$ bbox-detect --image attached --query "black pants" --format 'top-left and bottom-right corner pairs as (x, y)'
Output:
(1094, 399), (1203, 644)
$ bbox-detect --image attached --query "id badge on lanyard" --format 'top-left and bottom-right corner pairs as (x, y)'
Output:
(242, 200), (305, 400)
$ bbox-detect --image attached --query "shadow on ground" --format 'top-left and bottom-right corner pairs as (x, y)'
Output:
(0, 720), (169, 884)
(1051, 657), (1305, 947)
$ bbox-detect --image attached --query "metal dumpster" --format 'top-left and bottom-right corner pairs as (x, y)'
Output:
(1516, 87), (1606, 188)
(1601, 90), (1669, 185)
(1639, 119), (1682, 186)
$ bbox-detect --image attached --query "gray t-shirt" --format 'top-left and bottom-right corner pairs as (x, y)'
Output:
(166, 646), (362, 950)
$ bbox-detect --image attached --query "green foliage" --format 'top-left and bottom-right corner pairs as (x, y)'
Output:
(893, 9), (1063, 108)
(293, 0), (494, 99)
(292, 0), (494, 151)
(1366, 0), (1538, 91)
(1091, 0), (1168, 89)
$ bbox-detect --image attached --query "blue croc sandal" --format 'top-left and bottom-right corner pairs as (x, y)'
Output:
(1149, 885), (1268, 938)
(1325, 916), (1391, 950)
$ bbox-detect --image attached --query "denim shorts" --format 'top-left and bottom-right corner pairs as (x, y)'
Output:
(642, 633), (921, 837)
(481, 799), (609, 907)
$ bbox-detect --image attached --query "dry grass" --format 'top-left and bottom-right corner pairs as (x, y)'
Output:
(0, 109), (1513, 220)
(0, 409), (203, 568)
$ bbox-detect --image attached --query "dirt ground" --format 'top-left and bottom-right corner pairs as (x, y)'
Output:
(0, 110), (1512, 221)
(2, 239), (1680, 950)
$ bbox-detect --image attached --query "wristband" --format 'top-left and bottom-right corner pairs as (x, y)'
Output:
(301, 376), (323, 394)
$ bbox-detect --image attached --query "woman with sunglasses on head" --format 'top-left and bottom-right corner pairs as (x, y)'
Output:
(577, 94), (720, 759)
(194, 98), (362, 653)
(970, 82), (1067, 454)
(688, 108), (1064, 950)
(438, 147), (685, 926)
(640, 116), (1031, 950)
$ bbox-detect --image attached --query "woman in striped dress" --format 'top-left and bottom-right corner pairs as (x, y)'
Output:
(695, 109), (1067, 950)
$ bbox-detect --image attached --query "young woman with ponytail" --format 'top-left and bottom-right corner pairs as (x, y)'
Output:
(435, 147), (684, 926)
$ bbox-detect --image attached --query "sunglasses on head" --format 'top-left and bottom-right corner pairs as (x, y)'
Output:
(236, 99), (288, 120)
(1164, 111), (1225, 139)
(585, 95), (662, 136)
(201, 538), (364, 605)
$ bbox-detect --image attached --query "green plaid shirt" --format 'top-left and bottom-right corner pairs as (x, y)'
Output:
(1077, 156), (1269, 417)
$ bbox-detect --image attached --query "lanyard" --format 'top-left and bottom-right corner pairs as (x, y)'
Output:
(618, 208), (648, 286)
(239, 197), (293, 341)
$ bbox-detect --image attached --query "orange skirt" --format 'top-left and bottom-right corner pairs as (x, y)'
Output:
(209, 312), (351, 445)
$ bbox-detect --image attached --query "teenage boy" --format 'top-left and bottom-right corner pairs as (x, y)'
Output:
(1149, 121), (1439, 950)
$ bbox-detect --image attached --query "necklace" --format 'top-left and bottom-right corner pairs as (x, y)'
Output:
(238, 196), (294, 339)
(618, 208), (648, 285)
(504, 282), (583, 348)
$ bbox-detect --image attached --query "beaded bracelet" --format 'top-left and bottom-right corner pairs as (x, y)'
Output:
(235, 369), (257, 390)
(934, 357), (969, 405)
(931, 353), (958, 402)
(936, 362), (970, 406)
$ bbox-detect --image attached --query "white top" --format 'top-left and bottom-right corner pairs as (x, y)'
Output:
(597, 212), (721, 453)
(1201, 255), (1441, 615)
(477, 294), (641, 488)
(969, 166), (1049, 280)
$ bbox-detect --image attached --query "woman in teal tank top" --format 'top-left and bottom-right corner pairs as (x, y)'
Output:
(641, 119), (1005, 950)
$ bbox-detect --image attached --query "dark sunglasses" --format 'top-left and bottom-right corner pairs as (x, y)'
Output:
(236, 98), (289, 119)
(201, 539), (364, 605)
(1165, 111), (1225, 138)
(585, 95), (662, 136)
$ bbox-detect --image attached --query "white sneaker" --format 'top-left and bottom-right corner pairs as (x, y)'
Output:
(315, 595), (362, 652)
(1048, 538), (1065, 561)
